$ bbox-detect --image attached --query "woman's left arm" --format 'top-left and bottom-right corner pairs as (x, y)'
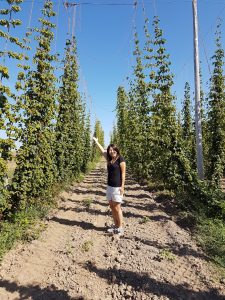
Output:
(120, 161), (126, 196)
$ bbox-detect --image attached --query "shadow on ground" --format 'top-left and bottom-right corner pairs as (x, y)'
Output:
(59, 206), (153, 220)
(69, 188), (106, 197)
(84, 262), (223, 300)
(0, 280), (85, 300)
(51, 216), (105, 232)
(124, 235), (209, 261)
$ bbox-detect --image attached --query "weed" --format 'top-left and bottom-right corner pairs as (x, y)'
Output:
(83, 198), (93, 209)
(196, 217), (225, 267)
(0, 204), (50, 261)
(139, 216), (150, 224)
(65, 241), (73, 255)
(159, 249), (176, 262)
(82, 240), (93, 252)
(76, 173), (85, 183)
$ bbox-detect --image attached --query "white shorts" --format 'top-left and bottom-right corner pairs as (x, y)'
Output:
(106, 185), (123, 203)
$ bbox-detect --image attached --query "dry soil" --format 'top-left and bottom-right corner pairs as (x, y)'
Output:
(0, 161), (225, 300)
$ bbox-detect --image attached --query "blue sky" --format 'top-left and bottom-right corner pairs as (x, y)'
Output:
(1, 0), (225, 146)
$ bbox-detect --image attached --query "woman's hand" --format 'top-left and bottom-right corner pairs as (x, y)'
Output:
(120, 186), (124, 196)
(93, 136), (98, 143)
(92, 137), (107, 158)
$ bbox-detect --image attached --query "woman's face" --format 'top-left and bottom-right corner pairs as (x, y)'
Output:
(109, 147), (118, 159)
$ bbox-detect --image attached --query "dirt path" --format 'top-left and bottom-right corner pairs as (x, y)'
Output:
(0, 161), (225, 300)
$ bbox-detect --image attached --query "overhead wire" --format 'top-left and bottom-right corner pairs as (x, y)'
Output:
(152, 0), (157, 16)
(141, 0), (148, 18)
(199, 28), (212, 76)
(72, 4), (76, 38)
(63, 2), (135, 6)
(27, 0), (35, 29)
(65, 2), (94, 120)
(175, 0), (225, 81)
(3, 1), (12, 64)
(1, 0), (124, 3)
(1, 0), (225, 4)
(120, 0), (138, 87)
(1, 0), (224, 98)
(114, 1), (138, 57)
(76, 0), (82, 32)
(55, 0), (61, 53)
(62, 0), (71, 36)
(79, 63), (93, 119)
(141, 0), (156, 87)
(21, 0), (34, 61)
(198, 3), (225, 76)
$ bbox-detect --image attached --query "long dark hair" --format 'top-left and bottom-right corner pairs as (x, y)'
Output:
(106, 144), (120, 162)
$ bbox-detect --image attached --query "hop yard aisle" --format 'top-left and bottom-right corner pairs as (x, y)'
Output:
(0, 161), (224, 300)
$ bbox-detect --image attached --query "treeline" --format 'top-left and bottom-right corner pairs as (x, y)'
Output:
(113, 16), (225, 218)
(0, 1), (104, 216)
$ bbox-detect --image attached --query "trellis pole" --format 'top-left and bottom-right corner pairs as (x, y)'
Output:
(193, 0), (204, 180)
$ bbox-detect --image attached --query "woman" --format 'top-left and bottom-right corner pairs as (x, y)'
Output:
(92, 137), (126, 236)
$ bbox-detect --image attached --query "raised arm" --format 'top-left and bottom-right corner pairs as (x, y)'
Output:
(92, 137), (107, 159)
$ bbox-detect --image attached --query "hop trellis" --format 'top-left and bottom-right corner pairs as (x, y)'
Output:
(0, 0), (100, 213)
(115, 16), (225, 216)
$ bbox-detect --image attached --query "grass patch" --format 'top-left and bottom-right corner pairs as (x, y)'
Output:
(0, 204), (50, 261)
(139, 216), (150, 224)
(147, 179), (225, 270)
(65, 240), (73, 255)
(83, 198), (93, 209)
(76, 173), (85, 183)
(159, 249), (176, 262)
(0, 160), (97, 262)
(81, 240), (93, 252)
(196, 216), (225, 267)
(85, 160), (98, 174)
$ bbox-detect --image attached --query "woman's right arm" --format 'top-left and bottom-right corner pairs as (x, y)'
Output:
(93, 137), (107, 159)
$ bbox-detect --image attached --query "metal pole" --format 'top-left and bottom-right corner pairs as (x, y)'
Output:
(193, 0), (204, 180)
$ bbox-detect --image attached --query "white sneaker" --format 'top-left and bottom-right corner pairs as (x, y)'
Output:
(107, 224), (116, 233)
(113, 227), (124, 236)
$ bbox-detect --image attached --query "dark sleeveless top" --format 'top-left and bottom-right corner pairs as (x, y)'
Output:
(107, 156), (125, 187)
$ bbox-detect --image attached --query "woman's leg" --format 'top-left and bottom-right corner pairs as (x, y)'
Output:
(109, 200), (117, 226)
(112, 202), (123, 228)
